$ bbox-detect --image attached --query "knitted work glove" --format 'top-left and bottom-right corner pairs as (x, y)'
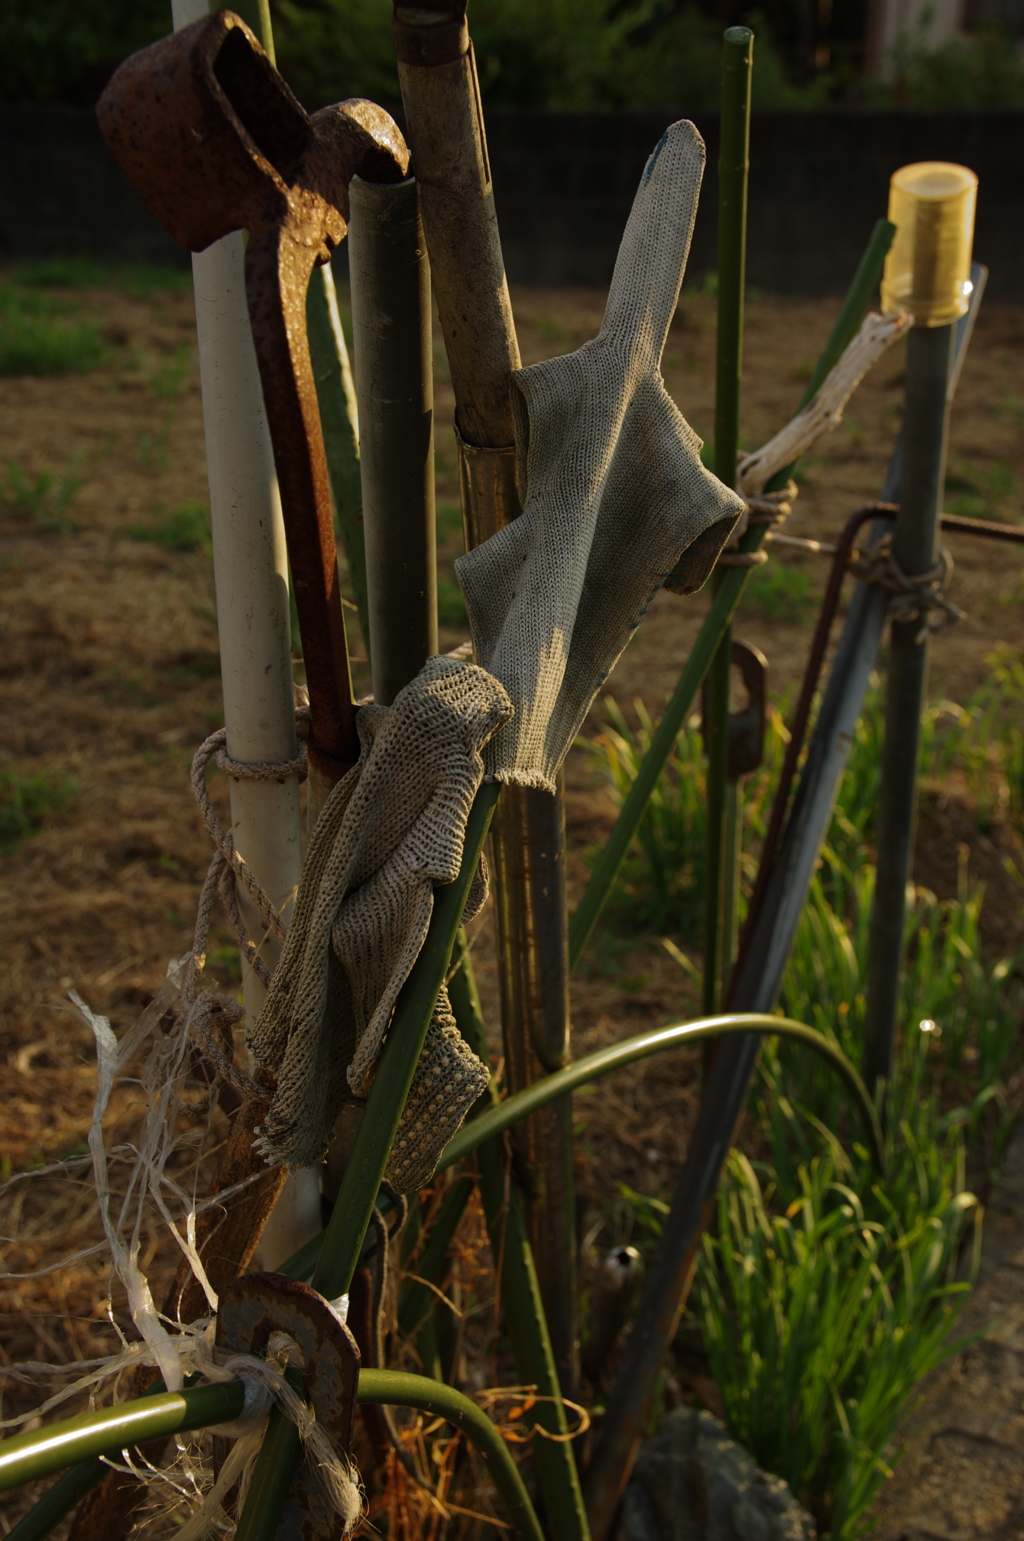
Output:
(248, 655), (511, 1171)
(456, 120), (745, 792)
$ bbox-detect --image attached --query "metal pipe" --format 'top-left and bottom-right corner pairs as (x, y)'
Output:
(348, 175), (437, 706)
(166, 0), (316, 1285)
(738, 263), (985, 1019)
(863, 321), (956, 1095)
(703, 26), (753, 1015)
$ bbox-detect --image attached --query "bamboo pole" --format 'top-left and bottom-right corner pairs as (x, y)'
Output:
(394, 7), (579, 1395)
(703, 26), (753, 1015)
(449, 946), (590, 1541)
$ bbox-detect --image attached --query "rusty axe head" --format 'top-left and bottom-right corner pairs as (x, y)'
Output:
(97, 9), (409, 257)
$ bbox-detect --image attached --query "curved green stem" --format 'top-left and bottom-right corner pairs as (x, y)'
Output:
(358, 1370), (544, 1541)
(440, 1014), (883, 1172)
(0, 1381), (244, 1496)
(2, 1371), (543, 1541)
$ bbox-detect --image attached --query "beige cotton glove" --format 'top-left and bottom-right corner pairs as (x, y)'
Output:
(247, 655), (511, 1175)
(456, 119), (745, 793)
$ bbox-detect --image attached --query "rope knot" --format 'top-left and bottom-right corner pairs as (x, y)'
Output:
(717, 480), (797, 567)
(848, 534), (965, 642)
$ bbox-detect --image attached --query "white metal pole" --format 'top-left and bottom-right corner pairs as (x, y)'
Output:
(171, 0), (321, 1266)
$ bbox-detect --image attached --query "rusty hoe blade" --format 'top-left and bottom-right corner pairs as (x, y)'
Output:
(97, 11), (410, 778)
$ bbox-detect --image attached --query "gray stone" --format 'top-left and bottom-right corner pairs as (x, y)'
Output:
(617, 1407), (817, 1541)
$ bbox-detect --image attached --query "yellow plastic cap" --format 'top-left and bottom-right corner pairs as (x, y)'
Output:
(881, 161), (978, 327)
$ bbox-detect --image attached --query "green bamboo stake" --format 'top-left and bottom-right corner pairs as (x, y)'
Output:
(568, 216), (896, 972)
(703, 26), (753, 1015)
(235, 783), (500, 1541)
(397, 931), (487, 1344)
(256, 0), (275, 62)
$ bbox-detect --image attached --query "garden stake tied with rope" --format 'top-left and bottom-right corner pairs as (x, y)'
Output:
(2, 10), (1003, 1541)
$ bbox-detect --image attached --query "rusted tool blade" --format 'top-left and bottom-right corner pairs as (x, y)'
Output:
(98, 11), (409, 777)
(217, 1272), (361, 1540)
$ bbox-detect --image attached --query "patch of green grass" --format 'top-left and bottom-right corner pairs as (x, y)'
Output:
(124, 499), (211, 553)
(0, 455), (82, 532)
(945, 457), (1019, 521)
(141, 343), (197, 399)
(0, 763), (76, 853)
(12, 259), (192, 298)
(437, 573), (469, 629)
(12, 258), (107, 289)
(0, 285), (105, 376)
(739, 557), (814, 622)
(612, 666), (1022, 1534)
(579, 696), (787, 938)
(692, 1143), (978, 1540)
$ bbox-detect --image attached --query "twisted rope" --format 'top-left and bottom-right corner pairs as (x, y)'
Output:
(716, 481), (797, 568)
(180, 716), (310, 1107)
(848, 534), (965, 641)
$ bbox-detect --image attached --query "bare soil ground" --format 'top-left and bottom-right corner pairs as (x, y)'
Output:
(0, 275), (1022, 1534)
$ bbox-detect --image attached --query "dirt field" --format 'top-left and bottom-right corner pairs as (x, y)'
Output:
(0, 271), (1022, 1532)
